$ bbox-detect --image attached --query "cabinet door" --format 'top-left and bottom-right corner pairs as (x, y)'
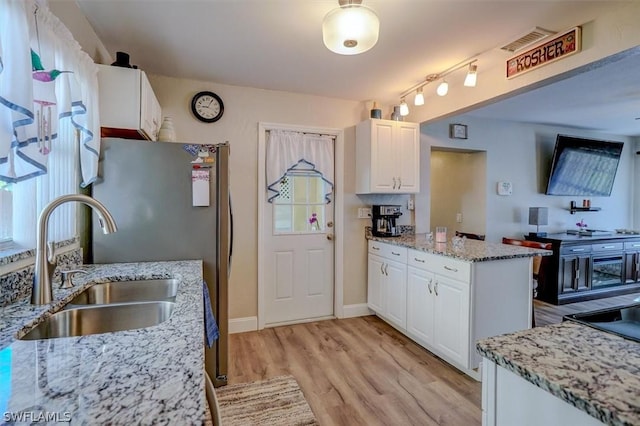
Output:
(367, 254), (386, 313)
(370, 121), (396, 192)
(140, 71), (161, 141)
(624, 251), (640, 283)
(559, 255), (590, 294)
(433, 274), (470, 368)
(395, 122), (420, 193)
(385, 258), (407, 330)
(407, 266), (435, 346)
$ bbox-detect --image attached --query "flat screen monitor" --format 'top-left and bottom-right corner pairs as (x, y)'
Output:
(545, 134), (623, 196)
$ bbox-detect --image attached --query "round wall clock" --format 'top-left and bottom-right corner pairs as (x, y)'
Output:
(191, 91), (224, 123)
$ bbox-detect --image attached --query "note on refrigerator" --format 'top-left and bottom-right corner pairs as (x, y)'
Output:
(192, 169), (210, 206)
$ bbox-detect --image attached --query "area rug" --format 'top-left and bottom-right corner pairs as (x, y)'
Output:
(216, 375), (319, 425)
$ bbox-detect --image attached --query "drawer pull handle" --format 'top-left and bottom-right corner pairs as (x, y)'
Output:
(414, 258), (425, 263)
(384, 264), (389, 276)
(392, 251), (400, 256)
(444, 265), (458, 272)
(427, 280), (433, 294)
(571, 248), (585, 252)
(380, 264), (384, 275)
(372, 246), (380, 250)
(602, 245), (616, 249)
(434, 282), (439, 296)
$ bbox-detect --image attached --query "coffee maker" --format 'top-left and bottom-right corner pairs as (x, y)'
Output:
(372, 205), (402, 237)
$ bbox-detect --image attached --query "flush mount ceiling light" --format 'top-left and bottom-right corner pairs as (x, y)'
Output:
(322, 0), (380, 55)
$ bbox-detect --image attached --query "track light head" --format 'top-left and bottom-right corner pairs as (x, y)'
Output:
(464, 64), (478, 87)
(414, 87), (424, 106)
(399, 99), (409, 116)
(436, 80), (449, 96)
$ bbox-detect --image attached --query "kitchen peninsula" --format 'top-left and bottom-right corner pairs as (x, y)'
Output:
(365, 230), (551, 379)
(0, 261), (207, 424)
(477, 322), (640, 426)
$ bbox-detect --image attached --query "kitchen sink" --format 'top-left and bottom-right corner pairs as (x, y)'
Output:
(19, 301), (175, 340)
(66, 279), (179, 305)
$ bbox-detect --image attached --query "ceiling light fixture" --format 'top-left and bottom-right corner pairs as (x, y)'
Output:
(464, 64), (478, 87)
(399, 59), (479, 106)
(436, 80), (449, 96)
(322, 0), (380, 55)
(399, 98), (409, 116)
(414, 87), (424, 106)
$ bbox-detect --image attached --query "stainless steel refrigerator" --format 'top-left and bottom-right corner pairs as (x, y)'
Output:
(91, 138), (231, 387)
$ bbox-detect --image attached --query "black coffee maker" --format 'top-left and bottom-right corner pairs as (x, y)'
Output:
(372, 205), (402, 237)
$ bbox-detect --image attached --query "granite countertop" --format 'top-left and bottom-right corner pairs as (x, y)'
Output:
(477, 322), (640, 426)
(0, 260), (205, 424)
(366, 231), (552, 262)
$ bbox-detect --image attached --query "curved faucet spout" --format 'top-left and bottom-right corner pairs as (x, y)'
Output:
(31, 194), (118, 305)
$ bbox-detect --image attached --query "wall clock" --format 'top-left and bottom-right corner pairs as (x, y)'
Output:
(449, 123), (468, 139)
(191, 91), (224, 123)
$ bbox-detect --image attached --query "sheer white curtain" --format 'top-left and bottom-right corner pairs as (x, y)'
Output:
(266, 129), (334, 203)
(0, 0), (99, 246)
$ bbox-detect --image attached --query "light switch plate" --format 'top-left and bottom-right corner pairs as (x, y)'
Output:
(497, 181), (513, 196)
(358, 207), (372, 219)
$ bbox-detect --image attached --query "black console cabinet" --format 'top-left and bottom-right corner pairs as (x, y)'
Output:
(527, 233), (640, 305)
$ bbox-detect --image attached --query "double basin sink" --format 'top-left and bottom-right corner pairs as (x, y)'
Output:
(20, 279), (179, 340)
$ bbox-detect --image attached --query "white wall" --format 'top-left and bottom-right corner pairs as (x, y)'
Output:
(417, 116), (636, 242)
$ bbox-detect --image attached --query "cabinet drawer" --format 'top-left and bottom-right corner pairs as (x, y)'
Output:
(408, 249), (431, 270)
(591, 242), (623, 252)
(624, 241), (640, 250)
(368, 240), (407, 262)
(431, 256), (471, 282)
(560, 245), (591, 255)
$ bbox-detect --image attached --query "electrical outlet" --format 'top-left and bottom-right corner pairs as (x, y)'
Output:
(456, 213), (463, 223)
(358, 207), (372, 219)
(407, 198), (415, 210)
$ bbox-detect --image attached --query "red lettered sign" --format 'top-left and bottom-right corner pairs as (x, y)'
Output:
(506, 27), (581, 79)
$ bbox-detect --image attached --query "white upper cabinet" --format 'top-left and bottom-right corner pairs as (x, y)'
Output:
(97, 64), (162, 141)
(355, 119), (420, 194)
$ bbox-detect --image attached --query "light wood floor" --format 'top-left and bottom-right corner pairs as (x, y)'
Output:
(228, 292), (640, 425)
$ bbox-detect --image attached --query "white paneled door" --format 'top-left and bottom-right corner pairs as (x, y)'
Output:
(264, 173), (334, 325)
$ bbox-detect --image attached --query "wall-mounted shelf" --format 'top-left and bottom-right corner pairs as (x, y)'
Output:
(568, 206), (601, 215)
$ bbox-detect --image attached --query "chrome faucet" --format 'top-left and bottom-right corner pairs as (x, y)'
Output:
(31, 194), (118, 305)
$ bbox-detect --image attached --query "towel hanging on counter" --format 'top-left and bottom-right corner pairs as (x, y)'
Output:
(203, 281), (219, 348)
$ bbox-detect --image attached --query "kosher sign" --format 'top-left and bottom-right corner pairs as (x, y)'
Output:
(506, 27), (581, 79)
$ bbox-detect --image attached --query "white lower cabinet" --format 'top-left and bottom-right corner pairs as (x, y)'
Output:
(367, 242), (407, 330)
(368, 240), (532, 379)
(406, 267), (435, 346)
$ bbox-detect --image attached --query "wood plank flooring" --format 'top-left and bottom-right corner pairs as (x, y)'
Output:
(229, 316), (481, 426)
(228, 292), (640, 425)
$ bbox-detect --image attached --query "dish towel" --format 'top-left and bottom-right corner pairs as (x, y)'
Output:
(203, 281), (219, 348)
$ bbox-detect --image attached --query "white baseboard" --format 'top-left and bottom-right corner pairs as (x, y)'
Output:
(229, 316), (258, 334)
(342, 303), (374, 319)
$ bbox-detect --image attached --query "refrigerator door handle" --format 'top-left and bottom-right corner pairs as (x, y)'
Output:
(228, 193), (234, 276)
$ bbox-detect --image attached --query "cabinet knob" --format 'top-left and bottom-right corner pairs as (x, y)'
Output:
(326, 233), (334, 241)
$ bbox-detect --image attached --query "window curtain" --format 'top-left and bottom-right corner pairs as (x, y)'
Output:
(266, 129), (334, 203)
(0, 0), (100, 186)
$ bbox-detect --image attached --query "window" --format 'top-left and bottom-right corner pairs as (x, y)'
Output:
(273, 172), (327, 234)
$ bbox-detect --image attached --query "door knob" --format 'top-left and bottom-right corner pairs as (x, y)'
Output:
(326, 233), (334, 241)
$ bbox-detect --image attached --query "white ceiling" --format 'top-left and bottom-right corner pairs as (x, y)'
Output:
(72, 0), (639, 136)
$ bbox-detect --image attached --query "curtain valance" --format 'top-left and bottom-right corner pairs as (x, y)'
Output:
(266, 129), (334, 203)
(0, 0), (99, 186)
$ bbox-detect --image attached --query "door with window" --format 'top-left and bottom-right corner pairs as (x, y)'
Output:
(263, 130), (334, 326)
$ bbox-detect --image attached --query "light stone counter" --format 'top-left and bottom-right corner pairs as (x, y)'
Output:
(477, 322), (640, 426)
(366, 231), (552, 262)
(0, 260), (205, 424)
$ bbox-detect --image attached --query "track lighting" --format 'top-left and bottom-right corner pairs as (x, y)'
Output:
(464, 64), (478, 87)
(399, 59), (479, 106)
(399, 99), (409, 116)
(436, 80), (449, 96)
(414, 87), (424, 106)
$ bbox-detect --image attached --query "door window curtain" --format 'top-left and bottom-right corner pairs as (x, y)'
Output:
(0, 0), (100, 186)
(266, 129), (334, 203)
